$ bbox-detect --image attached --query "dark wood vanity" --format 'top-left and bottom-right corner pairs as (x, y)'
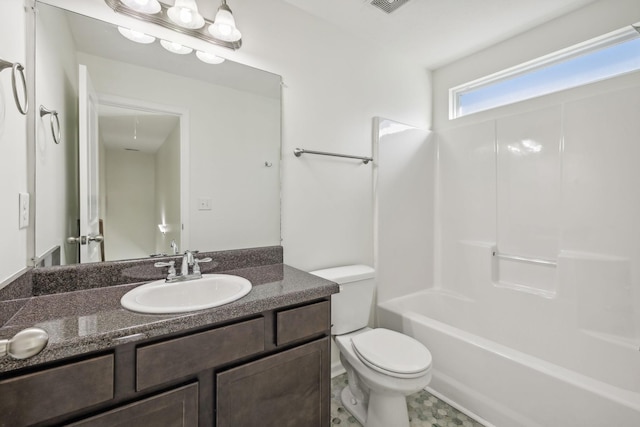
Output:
(0, 299), (331, 427)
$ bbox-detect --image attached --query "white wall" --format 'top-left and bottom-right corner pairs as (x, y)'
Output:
(103, 148), (156, 260)
(155, 124), (181, 255)
(41, 0), (431, 272)
(0, 0), (29, 285)
(34, 3), (79, 265)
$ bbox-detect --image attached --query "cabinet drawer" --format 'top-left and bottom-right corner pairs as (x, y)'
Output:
(276, 301), (330, 346)
(136, 317), (265, 391)
(67, 383), (198, 427)
(0, 354), (114, 427)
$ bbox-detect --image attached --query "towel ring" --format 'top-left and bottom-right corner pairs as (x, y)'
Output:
(40, 105), (61, 144)
(0, 59), (28, 115)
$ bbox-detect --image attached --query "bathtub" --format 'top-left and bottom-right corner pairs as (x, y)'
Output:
(378, 289), (640, 427)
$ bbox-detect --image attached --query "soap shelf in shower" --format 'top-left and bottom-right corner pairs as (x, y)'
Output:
(492, 251), (557, 267)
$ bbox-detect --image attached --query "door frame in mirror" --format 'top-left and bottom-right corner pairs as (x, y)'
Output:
(92, 93), (189, 261)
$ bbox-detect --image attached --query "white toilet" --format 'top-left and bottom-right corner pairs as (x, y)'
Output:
(310, 265), (432, 427)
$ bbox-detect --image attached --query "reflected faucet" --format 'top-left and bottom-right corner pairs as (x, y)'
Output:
(181, 250), (195, 276)
(170, 240), (179, 255)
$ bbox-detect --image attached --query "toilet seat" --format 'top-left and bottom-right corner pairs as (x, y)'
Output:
(350, 328), (432, 379)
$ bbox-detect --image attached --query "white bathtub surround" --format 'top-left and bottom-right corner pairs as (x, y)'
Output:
(378, 290), (640, 427)
(375, 83), (640, 426)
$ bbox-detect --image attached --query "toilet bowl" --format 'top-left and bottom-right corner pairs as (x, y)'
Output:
(309, 265), (433, 427)
(335, 327), (432, 427)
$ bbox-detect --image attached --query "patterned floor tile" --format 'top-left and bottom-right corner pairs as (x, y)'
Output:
(330, 373), (485, 427)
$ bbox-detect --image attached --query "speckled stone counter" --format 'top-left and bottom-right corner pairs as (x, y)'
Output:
(0, 258), (338, 374)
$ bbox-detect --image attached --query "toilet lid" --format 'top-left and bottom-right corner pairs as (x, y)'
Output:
(351, 328), (432, 377)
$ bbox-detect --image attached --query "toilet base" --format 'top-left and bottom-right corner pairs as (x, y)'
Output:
(341, 386), (411, 427)
(341, 387), (367, 425)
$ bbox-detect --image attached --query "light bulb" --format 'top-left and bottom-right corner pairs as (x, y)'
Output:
(121, 0), (161, 14)
(196, 51), (225, 65)
(167, 0), (205, 29)
(160, 40), (193, 55)
(208, 3), (241, 42)
(117, 27), (156, 44)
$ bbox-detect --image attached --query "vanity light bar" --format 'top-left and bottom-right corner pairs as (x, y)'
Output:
(104, 0), (241, 50)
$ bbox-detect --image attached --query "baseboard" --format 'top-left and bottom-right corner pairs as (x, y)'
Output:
(331, 361), (346, 378)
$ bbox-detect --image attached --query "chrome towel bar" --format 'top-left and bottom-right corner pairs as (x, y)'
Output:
(492, 251), (557, 267)
(294, 148), (373, 164)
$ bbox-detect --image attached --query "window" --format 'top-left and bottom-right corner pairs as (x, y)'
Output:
(449, 24), (640, 119)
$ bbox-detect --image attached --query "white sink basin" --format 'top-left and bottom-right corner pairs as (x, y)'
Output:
(121, 274), (252, 314)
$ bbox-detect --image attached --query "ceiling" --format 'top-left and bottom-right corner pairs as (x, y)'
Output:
(282, 0), (598, 69)
(99, 104), (179, 153)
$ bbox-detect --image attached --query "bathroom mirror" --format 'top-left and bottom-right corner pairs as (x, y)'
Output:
(33, 2), (282, 266)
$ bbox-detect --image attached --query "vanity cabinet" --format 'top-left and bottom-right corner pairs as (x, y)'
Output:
(67, 383), (198, 427)
(217, 338), (329, 427)
(0, 299), (331, 427)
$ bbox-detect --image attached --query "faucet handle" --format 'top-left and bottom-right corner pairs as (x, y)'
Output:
(154, 260), (176, 279)
(192, 257), (212, 275)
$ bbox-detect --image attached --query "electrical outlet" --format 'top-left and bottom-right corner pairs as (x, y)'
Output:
(19, 192), (29, 229)
(198, 197), (212, 211)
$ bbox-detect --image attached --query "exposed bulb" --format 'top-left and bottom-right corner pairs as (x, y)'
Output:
(167, 0), (205, 29)
(117, 27), (156, 44)
(121, 0), (161, 14)
(160, 40), (193, 54)
(208, 3), (241, 42)
(196, 51), (225, 65)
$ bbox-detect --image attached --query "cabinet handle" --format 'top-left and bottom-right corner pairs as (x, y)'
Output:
(0, 328), (48, 360)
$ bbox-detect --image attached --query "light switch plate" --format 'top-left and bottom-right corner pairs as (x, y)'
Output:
(198, 197), (212, 211)
(19, 192), (29, 229)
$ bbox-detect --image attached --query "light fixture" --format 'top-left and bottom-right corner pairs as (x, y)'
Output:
(117, 26), (156, 44)
(209, 0), (242, 42)
(167, 0), (205, 29)
(160, 39), (193, 54)
(105, 0), (242, 50)
(120, 0), (161, 14)
(195, 50), (225, 64)
(158, 224), (168, 235)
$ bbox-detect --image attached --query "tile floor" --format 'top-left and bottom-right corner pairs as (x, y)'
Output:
(330, 374), (486, 427)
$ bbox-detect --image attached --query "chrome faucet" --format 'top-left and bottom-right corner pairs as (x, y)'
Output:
(155, 250), (212, 283)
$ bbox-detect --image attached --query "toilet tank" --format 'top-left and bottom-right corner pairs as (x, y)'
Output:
(309, 265), (375, 335)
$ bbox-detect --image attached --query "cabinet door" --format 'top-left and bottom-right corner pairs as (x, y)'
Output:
(67, 383), (198, 427)
(217, 338), (330, 427)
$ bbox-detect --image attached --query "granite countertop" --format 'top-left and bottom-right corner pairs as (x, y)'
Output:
(0, 264), (339, 374)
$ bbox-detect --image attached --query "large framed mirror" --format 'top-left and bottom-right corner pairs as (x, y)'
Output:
(33, 2), (282, 266)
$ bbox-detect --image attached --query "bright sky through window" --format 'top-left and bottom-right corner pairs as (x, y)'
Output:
(451, 26), (640, 118)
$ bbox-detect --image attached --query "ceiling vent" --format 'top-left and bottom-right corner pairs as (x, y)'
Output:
(370, 0), (410, 14)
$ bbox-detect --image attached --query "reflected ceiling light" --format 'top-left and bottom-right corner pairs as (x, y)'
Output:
(120, 0), (161, 14)
(105, 0), (242, 50)
(117, 26), (156, 44)
(160, 40), (193, 54)
(167, 0), (205, 29)
(195, 50), (225, 64)
(209, 0), (242, 43)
